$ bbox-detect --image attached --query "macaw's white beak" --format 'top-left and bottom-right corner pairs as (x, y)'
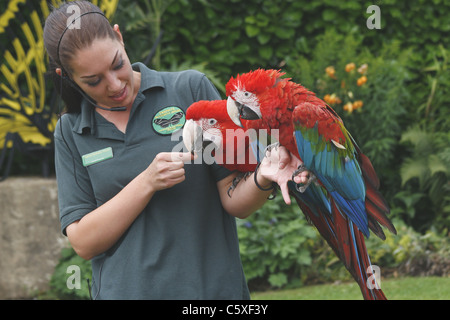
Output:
(227, 96), (262, 128)
(182, 119), (203, 155)
(227, 96), (244, 128)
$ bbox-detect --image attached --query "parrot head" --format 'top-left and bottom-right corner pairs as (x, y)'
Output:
(225, 69), (287, 127)
(183, 100), (230, 155)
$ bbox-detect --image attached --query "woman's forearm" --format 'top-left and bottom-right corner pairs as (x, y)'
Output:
(218, 171), (273, 219)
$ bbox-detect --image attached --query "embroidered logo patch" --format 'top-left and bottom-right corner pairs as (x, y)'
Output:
(152, 106), (186, 135)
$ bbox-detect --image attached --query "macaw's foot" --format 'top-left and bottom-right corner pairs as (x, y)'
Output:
(292, 164), (316, 193)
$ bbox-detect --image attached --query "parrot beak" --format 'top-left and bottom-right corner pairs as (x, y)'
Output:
(182, 119), (203, 155)
(227, 96), (243, 128)
(227, 96), (261, 128)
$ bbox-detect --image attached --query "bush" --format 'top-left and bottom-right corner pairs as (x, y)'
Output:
(394, 46), (450, 232)
(366, 220), (450, 277)
(237, 195), (319, 289)
(114, 0), (450, 84)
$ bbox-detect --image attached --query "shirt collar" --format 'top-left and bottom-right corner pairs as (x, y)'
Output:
(74, 62), (164, 135)
(133, 62), (165, 92)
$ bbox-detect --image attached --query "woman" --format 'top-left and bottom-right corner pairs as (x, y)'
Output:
(44, 1), (307, 299)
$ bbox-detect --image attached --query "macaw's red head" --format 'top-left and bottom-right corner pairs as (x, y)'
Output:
(183, 100), (229, 155)
(225, 69), (287, 127)
(183, 99), (258, 171)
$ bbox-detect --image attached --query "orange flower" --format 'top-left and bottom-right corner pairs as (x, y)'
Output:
(325, 66), (336, 79)
(353, 100), (364, 109)
(345, 63), (356, 73)
(357, 75), (367, 86)
(324, 93), (341, 105)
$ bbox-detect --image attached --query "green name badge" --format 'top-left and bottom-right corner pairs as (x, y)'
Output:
(82, 147), (113, 167)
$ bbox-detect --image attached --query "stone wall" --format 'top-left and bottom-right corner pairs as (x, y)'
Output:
(0, 178), (68, 299)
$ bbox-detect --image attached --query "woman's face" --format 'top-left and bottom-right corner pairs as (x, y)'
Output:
(68, 29), (137, 109)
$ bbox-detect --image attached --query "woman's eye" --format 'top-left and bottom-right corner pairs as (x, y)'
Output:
(114, 59), (124, 70)
(85, 60), (123, 87)
(87, 79), (101, 87)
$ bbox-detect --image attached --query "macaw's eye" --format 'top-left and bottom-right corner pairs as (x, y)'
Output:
(208, 119), (217, 125)
(244, 92), (250, 97)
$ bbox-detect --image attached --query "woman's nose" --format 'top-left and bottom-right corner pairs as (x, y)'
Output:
(106, 73), (122, 92)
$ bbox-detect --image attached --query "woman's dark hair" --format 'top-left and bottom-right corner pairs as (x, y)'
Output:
(43, 1), (120, 113)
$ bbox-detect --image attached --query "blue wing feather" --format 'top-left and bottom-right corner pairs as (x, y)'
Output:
(293, 122), (370, 237)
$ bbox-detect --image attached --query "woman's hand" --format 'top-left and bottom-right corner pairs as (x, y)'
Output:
(66, 151), (195, 260)
(144, 152), (195, 193)
(258, 145), (310, 205)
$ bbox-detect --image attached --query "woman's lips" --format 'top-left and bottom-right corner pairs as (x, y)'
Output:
(109, 86), (127, 102)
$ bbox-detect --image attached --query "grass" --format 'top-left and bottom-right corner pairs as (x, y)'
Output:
(250, 277), (450, 300)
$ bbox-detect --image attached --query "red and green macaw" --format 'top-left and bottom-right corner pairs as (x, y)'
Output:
(225, 69), (397, 300)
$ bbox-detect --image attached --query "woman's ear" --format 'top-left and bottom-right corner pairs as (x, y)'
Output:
(113, 24), (124, 46)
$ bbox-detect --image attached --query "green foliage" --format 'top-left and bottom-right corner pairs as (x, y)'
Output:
(115, 0), (174, 69)
(396, 127), (450, 231)
(114, 0), (450, 84)
(394, 46), (450, 232)
(366, 220), (450, 277)
(237, 195), (319, 288)
(159, 0), (308, 77)
(414, 45), (450, 131)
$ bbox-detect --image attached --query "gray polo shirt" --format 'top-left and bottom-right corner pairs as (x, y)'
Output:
(54, 62), (250, 299)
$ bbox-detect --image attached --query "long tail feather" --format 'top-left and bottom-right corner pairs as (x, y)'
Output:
(297, 195), (388, 300)
(336, 202), (387, 300)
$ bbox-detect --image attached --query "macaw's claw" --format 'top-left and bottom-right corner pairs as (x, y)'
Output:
(264, 142), (280, 156)
(292, 164), (316, 193)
